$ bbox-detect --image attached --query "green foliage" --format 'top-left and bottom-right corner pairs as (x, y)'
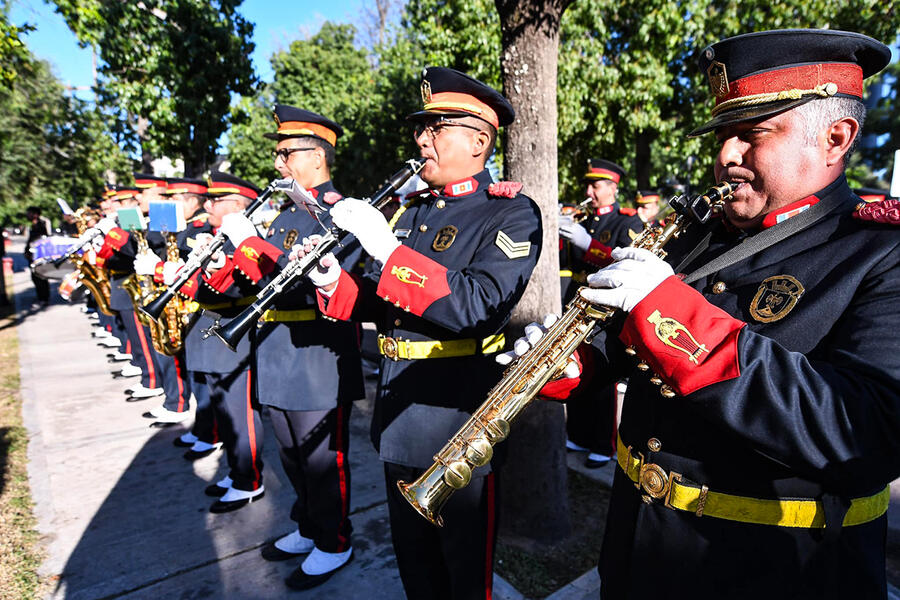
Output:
(51, 0), (257, 175)
(0, 10), (33, 88)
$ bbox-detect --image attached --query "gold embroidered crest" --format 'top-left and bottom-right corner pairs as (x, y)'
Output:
(749, 275), (804, 323)
(596, 230), (611, 244)
(432, 225), (458, 251)
(421, 79), (433, 104)
(707, 61), (730, 98)
(283, 229), (298, 250)
(647, 310), (709, 365)
(391, 265), (427, 287)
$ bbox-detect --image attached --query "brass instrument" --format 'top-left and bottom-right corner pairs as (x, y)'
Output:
(146, 233), (194, 355)
(559, 197), (592, 224)
(124, 230), (156, 327)
(398, 182), (735, 527)
(67, 207), (116, 316)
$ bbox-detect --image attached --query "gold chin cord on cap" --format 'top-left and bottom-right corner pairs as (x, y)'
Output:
(710, 82), (839, 118)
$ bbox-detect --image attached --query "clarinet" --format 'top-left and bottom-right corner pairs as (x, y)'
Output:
(139, 177), (295, 323)
(204, 158), (426, 351)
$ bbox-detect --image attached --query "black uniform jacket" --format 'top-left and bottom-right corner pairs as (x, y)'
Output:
(228, 180), (365, 411)
(176, 216), (254, 375)
(96, 224), (167, 311)
(320, 169), (543, 469)
(584, 176), (900, 599)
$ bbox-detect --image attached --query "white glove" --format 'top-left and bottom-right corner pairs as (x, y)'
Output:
(579, 247), (673, 312)
(330, 198), (400, 264)
(91, 234), (105, 252)
(559, 216), (592, 252)
(162, 260), (184, 286)
(219, 213), (258, 248)
(289, 236), (341, 289)
(95, 217), (116, 235)
(495, 314), (581, 379)
(133, 252), (162, 276)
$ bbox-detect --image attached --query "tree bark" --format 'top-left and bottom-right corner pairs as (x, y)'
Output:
(495, 0), (573, 545)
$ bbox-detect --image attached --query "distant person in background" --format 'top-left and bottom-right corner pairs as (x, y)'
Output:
(24, 206), (52, 306)
(0, 226), (8, 306)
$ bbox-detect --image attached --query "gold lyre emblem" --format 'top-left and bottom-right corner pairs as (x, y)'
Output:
(241, 246), (260, 261)
(109, 230), (122, 241)
(749, 275), (804, 323)
(283, 229), (298, 250)
(421, 79), (433, 104)
(432, 225), (458, 252)
(391, 265), (427, 288)
(647, 310), (708, 365)
(707, 61), (730, 98)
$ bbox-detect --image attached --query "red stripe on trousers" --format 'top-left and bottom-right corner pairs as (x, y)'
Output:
(485, 472), (496, 600)
(245, 369), (260, 489)
(132, 312), (156, 388)
(335, 404), (350, 550)
(174, 354), (185, 412)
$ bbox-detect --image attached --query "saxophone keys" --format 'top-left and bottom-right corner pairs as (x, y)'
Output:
(465, 437), (493, 467)
(636, 361), (650, 371)
(659, 385), (676, 398)
(443, 461), (472, 489)
(485, 418), (510, 443)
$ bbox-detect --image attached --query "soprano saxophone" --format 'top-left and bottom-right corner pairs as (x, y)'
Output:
(398, 181), (735, 527)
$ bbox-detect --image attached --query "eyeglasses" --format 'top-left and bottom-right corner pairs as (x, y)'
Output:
(413, 121), (483, 140)
(271, 147), (316, 162)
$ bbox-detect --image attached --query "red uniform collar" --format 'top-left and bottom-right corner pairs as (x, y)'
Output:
(761, 195), (820, 229)
(594, 204), (615, 216)
(437, 170), (494, 198)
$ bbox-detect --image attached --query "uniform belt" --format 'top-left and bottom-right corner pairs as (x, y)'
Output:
(616, 434), (889, 528)
(193, 297), (255, 312)
(559, 269), (573, 278)
(377, 334), (505, 361)
(259, 308), (317, 322)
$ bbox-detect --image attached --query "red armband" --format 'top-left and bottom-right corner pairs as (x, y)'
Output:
(376, 245), (450, 316)
(317, 269), (358, 321)
(583, 239), (614, 268)
(232, 237), (283, 283)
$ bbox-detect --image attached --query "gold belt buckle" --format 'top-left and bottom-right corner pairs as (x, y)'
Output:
(381, 335), (399, 361)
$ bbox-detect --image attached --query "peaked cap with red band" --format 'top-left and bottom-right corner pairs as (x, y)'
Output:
(407, 66), (515, 129)
(133, 173), (167, 189)
(264, 104), (343, 146)
(584, 158), (625, 183)
(164, 178), (208, 196)
(690, 29), (890, 137)
(115, 187), (140, 201)
(206, 171), (261, 200)
(635, 189), (661, 205)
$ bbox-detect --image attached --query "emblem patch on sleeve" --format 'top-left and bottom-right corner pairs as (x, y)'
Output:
(390, 265), (427, 287)
(749, 275), (804, 323)
(495, 230), (531, 259)
(647, 310), (708, 365)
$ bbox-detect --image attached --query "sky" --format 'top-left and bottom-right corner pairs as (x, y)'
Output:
(8, 0), (373, 100)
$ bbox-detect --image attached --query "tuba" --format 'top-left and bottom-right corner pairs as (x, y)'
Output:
(68, 207), (116, 316)
(397, 182), (735, 527)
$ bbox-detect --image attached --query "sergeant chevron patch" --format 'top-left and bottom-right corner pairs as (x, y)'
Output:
(495, 230), (531, 259)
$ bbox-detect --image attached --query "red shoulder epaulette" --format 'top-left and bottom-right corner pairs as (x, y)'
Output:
(323, 191), (343, 205)
(619, 207), (638, 216)
(854, 199), (900, 225)
(487, 181), (523, 198)
(192, 215), (209, 227)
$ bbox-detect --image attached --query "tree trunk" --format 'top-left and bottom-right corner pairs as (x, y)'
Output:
(634, 130), (655, 190)
(495, 0), (573, 545)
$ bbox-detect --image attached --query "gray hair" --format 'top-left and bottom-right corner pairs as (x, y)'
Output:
(792, 96), (866, 166)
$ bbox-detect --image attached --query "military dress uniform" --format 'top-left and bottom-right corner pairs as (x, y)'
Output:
(232, 175), (365, 557)
(564, 161), (644, 463)
(322, 165), (542, 597)
(545, 30), (900, 600)
(179, 174), (265, 503)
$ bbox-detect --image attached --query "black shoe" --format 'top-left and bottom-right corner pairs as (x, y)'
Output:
(149, 421), (177, 429)
(209, 490), (265, 514)
(172, 436), (194, 448)
(125, 395), (151, 403)
(261, 541), (308, 562)
(183, 447), (216, 461)
(585, 454), (612, 469)
(285, 552), (353, 590)
(204, 483), (230, 497)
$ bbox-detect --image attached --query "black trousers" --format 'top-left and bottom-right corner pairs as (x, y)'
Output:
(268, 405), (353, 553)
(199, 369), (263, 492)
(566, 378), (619, 456)
(158, 350), (191, 413)
(189, 371), (218, 444)
(31, 270), (50, 302)
(120, 309), (160, 389)
(384, 462), (499, 600)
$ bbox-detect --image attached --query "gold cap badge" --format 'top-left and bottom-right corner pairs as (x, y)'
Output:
(421, 79), (432, 104)
(707, 61), (730, 99)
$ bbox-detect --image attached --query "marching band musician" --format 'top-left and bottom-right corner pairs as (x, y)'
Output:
(561, 160), (644, 468)
(175, 172), (266, 513)
(217, 105), (365, 590)
(523, 29), (900, 599)
(307, 67), (542, 599)
(635, 189), (662, 224)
